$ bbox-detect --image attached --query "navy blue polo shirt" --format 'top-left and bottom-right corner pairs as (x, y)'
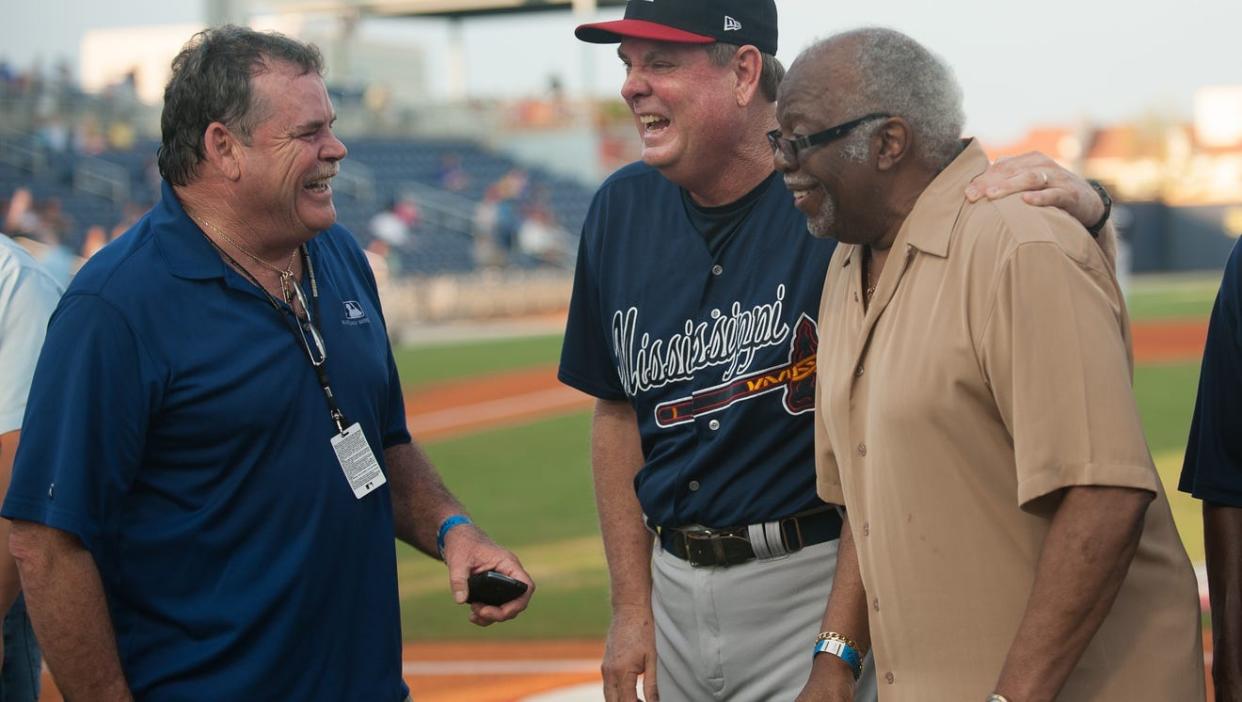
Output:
(3, 182), (411, 701)
(1180, 237), (1242, 507)
(559, 163), (837, 528)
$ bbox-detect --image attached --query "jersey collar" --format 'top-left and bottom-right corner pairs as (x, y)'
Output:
(151, 180), (230, 281)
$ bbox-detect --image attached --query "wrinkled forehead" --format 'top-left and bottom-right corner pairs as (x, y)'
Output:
(617, 37), (710, 61)
(777, 53), (851, 125)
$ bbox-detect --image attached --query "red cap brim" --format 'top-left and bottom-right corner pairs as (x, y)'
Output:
(575, 19), (715, 46)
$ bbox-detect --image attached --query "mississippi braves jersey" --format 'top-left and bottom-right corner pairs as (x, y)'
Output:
(559, 162), (837, 528)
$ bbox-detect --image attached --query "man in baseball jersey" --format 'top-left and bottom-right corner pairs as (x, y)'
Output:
(559, 2), (1112, 700)
(1179, 235), (1242, 700)
(779, 28), (1202, 701)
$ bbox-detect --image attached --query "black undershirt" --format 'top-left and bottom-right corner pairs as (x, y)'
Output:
(680, 172), (773, 256)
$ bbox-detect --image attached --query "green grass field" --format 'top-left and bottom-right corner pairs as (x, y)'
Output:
(393, 333), (563, 390)
(396, 274), (1222, 641)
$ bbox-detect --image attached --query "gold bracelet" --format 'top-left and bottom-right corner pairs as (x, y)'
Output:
(815, 631), (861, 652)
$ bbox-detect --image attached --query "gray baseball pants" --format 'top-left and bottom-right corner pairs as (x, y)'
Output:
(651, 538), (877, 701)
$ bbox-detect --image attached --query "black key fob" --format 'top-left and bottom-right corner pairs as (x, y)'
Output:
(466, 570), (529, 606)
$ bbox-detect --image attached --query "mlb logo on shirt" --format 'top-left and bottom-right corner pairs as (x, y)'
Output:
(342, 300), (368, 324)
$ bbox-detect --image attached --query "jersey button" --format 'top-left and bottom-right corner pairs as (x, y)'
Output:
(711, 264), (724, 276)
(688, 480), (701, 491)
(708, 419), (721, 431)
(854, 364), (864, 377)
(857, 443), (867, 457)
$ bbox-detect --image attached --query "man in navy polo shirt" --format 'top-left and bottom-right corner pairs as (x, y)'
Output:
(2, 26), (532, 701)
(1180, 237), (1242, 700)
(560, 2), (1110, 701)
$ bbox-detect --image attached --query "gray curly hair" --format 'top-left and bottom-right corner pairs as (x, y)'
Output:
(812, 27), (964, 168)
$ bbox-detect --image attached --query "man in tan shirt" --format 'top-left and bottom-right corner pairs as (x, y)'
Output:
(770, 28), (1205, 702)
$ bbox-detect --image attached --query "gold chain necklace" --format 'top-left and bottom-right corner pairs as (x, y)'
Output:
(197, 218), (298, 303)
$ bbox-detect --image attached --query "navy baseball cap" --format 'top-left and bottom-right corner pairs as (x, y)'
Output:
(575, 0), (778, 56)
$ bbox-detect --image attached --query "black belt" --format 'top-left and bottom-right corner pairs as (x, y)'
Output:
(653, 507), (843, 568)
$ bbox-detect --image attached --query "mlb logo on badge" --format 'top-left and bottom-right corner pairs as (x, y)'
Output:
(723, 16), (741, 31)
(343, 300), (367, 320)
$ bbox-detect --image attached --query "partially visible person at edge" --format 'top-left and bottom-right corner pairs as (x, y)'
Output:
(774, 27), (1203, 702)
(0, 232), (62, 702)
(1180, 235), (1242, 702)
(1, 26), (533, 702)
(558, 1), (1112, 700)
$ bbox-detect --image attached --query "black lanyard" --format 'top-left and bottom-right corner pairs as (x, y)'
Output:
(210, 241), (352, 434)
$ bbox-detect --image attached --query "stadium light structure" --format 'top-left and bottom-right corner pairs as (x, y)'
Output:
(248, 0), (625, 99)
(250, 0), (625, 19)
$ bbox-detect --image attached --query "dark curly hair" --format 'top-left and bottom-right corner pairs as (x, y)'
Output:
(157, 25), (324, 186)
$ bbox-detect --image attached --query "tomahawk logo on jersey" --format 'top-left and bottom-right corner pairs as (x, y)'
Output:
(606, 284), (817, 427)
(652, 313), (816, 428)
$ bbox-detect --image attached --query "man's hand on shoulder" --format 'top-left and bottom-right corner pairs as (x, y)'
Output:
(965, 151), (1107, 229)
(441, 524), (534, 626)
(602, 603), (658, 702)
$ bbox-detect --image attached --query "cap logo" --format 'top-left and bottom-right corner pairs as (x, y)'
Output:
(723, 15), (741, 31)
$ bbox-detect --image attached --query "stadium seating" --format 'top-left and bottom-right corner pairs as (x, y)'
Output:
(2, 133), (594, 276)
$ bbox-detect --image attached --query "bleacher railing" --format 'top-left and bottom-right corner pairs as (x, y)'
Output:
(399, 181), (475, 240)
(0, 128), (48, 175)
(335, 161), (377, 208)
(74, 157), (130, 204)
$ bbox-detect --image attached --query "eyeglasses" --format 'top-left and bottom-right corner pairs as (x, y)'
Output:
(286, 278), (327, 368)
(767, 112), (892, 167)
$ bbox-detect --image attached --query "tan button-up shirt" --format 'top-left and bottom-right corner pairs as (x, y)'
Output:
(815, 140), (1203, 700)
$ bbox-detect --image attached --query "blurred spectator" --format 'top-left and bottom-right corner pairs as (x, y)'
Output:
(32, 229), (75, 287)
(80, 225), (107, 259)
(34, 117), (69, 154)
(472, 185), (503, 269)
(73, 115), (108, 156)
(34, 199), (73, 244)
(437, 154), (470, 193)
(2, 189), (39, 237)
(110, 201), (147, 241)
(364, 239), (396, 285)
(368, 196), (418, 251)
(517, 187), (571, 267)
(473, 169), (529, 268)
(0, 60), (14, 94)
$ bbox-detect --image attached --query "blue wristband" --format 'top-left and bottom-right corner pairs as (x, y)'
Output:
(436, 514), (472, 558)
(813, 638), (862, 680)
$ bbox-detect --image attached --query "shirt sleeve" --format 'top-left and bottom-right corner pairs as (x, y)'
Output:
(1179, 239), (1242, 506)
(814, 376), (844, 506)
(557, 222), (628, 401)
(0, 264), (61, 433)
(814, 266), (844, 506)
(979, 241), (1159, 507)
(1, 293), (160, 552)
